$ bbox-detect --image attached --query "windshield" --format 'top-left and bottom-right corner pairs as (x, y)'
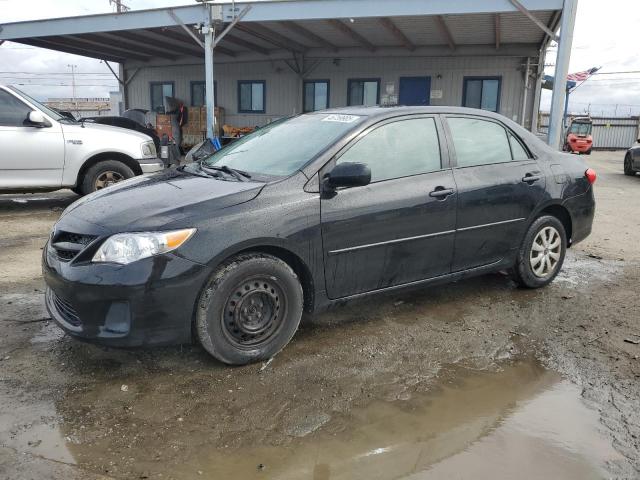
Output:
(7, 85), (66, 121)
(569, 122), (592, 136)
(202, 113), (365, 177)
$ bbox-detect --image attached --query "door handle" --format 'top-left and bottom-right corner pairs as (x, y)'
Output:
(429, 187), (455, 199)
(522, 173), (542, 183)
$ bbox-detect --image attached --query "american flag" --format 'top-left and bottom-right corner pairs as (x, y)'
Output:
(567, 67), (600, 82)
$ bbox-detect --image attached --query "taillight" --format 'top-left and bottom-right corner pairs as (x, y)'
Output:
(585, 168), (596, 184)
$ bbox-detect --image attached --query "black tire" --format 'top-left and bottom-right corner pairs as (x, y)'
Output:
(584, 148), (592, 155)
(624, 155), (636, 176)
(196, 253), (303, 365)
(511, 215), (567, 289)
(80, 160), (135, 195)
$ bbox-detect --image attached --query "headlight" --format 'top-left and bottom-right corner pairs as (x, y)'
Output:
(92, 228), (196, 265)
(141, 140), (156, 157)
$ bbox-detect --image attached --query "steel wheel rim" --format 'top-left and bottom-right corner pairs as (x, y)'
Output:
(529, 226), (562, 278)
(222, 276), (286, 348)
(95, 171), (124, 190)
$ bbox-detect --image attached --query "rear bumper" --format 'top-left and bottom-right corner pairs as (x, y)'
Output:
(137, 158), (165, 174)
(43, 244), (211, 347)
(563, 188), (595, 245)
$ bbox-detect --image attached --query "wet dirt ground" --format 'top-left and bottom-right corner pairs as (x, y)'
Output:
(1, 150), (639, 479)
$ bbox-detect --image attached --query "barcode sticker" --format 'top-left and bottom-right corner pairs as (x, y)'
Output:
(322, 114), (360, 123)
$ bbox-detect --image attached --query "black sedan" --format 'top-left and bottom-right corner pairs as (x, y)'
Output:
(43, 107), (596, 365)
(624, 139), (640, 176)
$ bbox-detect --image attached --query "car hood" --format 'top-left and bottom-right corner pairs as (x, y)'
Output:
(60, 168), (264, 233)
(62, 121), (152, 142)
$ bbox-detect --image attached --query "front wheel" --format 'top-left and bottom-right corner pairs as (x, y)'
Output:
(511, 216), (567, 288)
(196, 253), (303, 365)
(624, 155), (636, 176)
(80, 160), (135, 195)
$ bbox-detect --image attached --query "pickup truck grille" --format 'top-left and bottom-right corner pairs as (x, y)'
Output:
(51, 231), (97, 262)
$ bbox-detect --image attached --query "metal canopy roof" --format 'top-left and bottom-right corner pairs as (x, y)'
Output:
(0, 0), (562, 64)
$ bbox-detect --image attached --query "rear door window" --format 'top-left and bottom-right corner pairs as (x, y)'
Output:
(336, 117), (442, 182)
(508, 132), (531, 160)
(447, 117), (512, 167)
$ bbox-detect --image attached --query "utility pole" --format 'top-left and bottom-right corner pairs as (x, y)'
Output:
(109, 0), (130, 13)
(67, 64), (78, 116)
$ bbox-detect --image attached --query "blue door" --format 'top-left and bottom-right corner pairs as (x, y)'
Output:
(399, 77), (431, 106)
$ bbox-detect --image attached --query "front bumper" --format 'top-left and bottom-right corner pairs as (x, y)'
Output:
(43, 241), (211, 347)
(137, 158), (165, 174)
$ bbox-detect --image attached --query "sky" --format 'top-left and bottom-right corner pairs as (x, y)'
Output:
(1, 0), (639, 116)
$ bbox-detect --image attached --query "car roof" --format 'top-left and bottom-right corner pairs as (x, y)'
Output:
(318, 105), (509, 121)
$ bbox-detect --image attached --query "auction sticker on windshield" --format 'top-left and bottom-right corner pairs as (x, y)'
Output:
(322, 114), (361, 123)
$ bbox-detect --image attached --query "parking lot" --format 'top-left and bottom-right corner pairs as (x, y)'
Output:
(1, 150), (639, 479)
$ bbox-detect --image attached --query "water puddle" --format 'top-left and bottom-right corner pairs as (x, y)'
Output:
(6, 358), (612, 479)
(155, 360), (619, 479)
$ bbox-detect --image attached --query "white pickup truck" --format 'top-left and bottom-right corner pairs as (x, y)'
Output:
(0, 85), (164, 195)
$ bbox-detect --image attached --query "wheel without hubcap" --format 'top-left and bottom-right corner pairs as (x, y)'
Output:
(529, 226), (562, 278)
(196, 253), (303, 365)
(223, 276), (286, 348)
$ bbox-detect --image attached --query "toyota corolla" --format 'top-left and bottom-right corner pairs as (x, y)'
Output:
(43, 107), (596, 365)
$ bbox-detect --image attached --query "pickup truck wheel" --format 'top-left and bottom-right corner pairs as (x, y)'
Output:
(80, 160), (134, 195)
(196, 253), (303, 365)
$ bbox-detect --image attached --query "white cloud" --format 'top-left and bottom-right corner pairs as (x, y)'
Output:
(540, 0), (640, 116)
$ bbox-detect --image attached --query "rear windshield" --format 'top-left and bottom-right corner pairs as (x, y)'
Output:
(202, 113), (365, 177)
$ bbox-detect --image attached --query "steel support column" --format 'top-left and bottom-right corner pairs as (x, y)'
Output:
(203, 21), (216, 139)
(547, 0), (578, 147)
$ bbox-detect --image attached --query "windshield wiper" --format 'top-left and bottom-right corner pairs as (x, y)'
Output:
(201, 164), (252, 181)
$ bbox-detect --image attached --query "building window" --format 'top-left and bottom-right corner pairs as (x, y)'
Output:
(238, 80), (265, 113)
(190, 81), (205, 107)
(347, 79), (380, 106)
(303, 80), (329, 112)
(462, 77), (501, 112)
(190, 81), (217, 107)
(150, 81), (174, 113)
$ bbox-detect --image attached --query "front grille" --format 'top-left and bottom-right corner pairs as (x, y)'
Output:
(51, 230), (97, 262)
(55, 249), (77, 261)
(48, 289), (81, 327)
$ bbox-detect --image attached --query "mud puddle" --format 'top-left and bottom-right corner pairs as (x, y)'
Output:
(2, 357), (620, 479)
(163, 359), (619, 479)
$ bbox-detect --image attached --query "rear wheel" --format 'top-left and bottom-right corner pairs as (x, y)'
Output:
(196, 253), (303, 365)
(624, 155), (636, 176)
(511, 215), (567, 288)
(80, 160), (135, 195)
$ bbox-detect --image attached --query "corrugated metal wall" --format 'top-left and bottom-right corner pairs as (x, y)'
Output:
(539, 114), (640, 149)
(125, 55), (535, 129)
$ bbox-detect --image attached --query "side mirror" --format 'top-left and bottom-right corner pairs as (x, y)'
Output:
(27, 111), (49, 127)
(324, 162), (371, 189)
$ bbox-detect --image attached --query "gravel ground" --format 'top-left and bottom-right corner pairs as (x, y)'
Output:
(0, 150), (639, 479)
